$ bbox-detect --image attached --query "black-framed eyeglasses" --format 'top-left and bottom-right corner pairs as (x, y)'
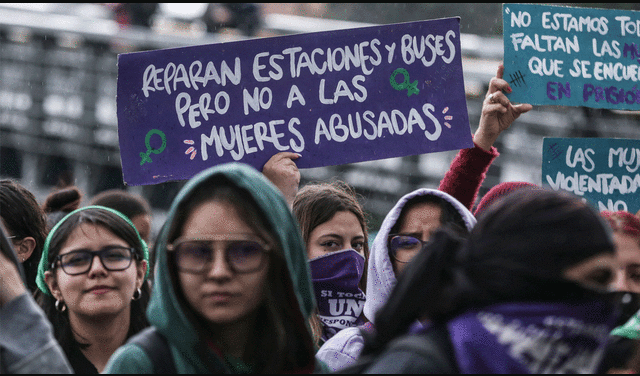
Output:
(388, 234), (430, 263)
(167, 234), (271, 274)
(52, 246), (139, 275)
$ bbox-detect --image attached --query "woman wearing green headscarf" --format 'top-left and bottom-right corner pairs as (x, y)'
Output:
(104, 163), (322, 373)
(35, 205), (150, 373)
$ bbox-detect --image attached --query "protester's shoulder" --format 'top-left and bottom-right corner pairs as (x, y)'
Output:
(362, 345), (446, 374)
(364, 327), (458, 374)
(0, 294), (74, 373)
(103, 343), (154, 374)
(316, 327), (365, 372)
(318, 326), (365, 354)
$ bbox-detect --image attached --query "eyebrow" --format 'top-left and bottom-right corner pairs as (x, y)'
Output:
(63, 244), (129, 254)
(393, 232), (423, 238)
(319, 234), (365, 241)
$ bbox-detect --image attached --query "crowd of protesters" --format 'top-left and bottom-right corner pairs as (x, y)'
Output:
(1, 62), (639, 374)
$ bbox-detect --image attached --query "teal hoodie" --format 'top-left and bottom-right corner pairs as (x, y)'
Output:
(104, 163), (319, 373)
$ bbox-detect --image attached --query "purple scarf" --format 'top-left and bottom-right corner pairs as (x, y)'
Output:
(309, 249), (366, 341)
(445, 300), (618, 373)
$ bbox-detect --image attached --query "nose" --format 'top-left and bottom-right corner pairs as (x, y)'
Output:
(87, 254), (108, 277)
(612, 268), (629, 293)
(206, 248), (233, 280)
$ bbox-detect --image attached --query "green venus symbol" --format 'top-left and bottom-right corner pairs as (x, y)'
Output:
(140, 129), (167, 166)
(390, 68), (420, 97)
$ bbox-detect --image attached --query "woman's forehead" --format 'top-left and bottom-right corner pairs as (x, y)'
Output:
(398, 202), (443, 231)
(59, 223), (125, 254)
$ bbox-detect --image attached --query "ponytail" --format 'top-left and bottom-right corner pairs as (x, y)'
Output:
(361, 226), (469, 356)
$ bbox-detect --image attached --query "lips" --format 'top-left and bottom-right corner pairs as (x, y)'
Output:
(87, 285), (115, 294)
(205, 291), (237, 303)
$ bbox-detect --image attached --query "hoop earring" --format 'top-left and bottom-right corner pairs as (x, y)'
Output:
(132, 287), (142, 301)
(55, 299), (66, 312)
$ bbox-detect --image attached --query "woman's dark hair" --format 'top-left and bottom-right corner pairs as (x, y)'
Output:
(362, 225), (468, 355)
(35, 208), (150, 355)
(362, 188), (615, 357)
(166, 175), (314, 373)
(42, 186), (83, 231)
(90, 189), (151, 220)
(0, 179), (47, 292)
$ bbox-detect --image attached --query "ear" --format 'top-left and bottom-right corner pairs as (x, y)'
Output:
(44, 270), (63, 301)
(136, 260), (148, 289)
(15, 236), (36, 263)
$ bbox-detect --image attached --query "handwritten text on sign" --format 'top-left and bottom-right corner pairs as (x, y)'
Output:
(503, 4), (640, 110)
(117, 18), (472, 186)
(542, 138), (640, 213)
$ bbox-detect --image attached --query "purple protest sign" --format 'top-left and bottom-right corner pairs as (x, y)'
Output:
(117, 17), (473, 186)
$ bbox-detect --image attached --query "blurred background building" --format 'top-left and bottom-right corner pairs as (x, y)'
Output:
(1, 3), (639, 236)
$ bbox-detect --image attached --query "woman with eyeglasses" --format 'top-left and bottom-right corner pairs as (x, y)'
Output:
(316, 188), (475, 371)
(104, 163), (320, 373)
(34, 206), (150, 373)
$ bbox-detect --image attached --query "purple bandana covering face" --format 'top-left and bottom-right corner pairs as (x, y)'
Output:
(309, 249), (366, 341)
(446, 300), (618, 374)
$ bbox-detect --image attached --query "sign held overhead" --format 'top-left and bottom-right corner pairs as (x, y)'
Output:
(503, 3), (640, 110)
(117, 17), (473, 186)
(542, 137), (640, 214)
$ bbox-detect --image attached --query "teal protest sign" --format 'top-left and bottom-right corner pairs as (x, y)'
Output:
(542, 138), (640, 213)
(503, 4), (640, 110)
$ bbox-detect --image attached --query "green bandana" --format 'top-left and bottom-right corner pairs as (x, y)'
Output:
(611, 310), (640, 339)
(36, 205), (149, 295)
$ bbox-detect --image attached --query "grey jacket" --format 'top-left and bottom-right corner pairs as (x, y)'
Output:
(0, 293), (73, 374)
